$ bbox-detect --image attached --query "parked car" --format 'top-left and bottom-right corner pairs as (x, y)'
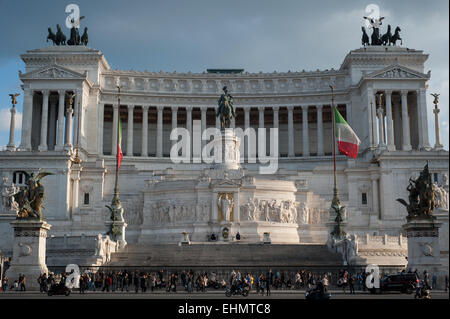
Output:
(372, 273), (418, 294)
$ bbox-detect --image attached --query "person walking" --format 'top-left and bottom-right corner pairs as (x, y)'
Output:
(265, 273), (271, 297)
(133, 271), (139, 293)
(432, 273), (437, 290)
(445, 275), (448, 292)
(357, 272), (363, 291)
(259, 274), (265, 296)
(323, 274), (329, 292)
(349, 273), (355, 294)
(1, 275), (7, 293)
(19, 274), (26, 291)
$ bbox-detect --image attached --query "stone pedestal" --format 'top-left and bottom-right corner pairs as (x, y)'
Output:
(211, 129), (241, 170)
(180, 231), (191, 245)
(5, 219), (51, 290)
(402, 218), (442, 274)
(105, 220), (128, 250)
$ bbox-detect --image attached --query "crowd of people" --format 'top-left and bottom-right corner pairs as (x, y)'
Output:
(1, 268), (448, 294)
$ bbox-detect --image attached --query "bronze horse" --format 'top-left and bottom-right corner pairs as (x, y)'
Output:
(47, 28), (57, 45)
(56, 24), (66, 45)
(390, 27), (402, 46)
(381, 24), (392, 45)
(361, 27), (369, 46)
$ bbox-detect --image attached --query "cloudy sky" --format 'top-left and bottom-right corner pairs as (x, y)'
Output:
(0, 0), (448, 149)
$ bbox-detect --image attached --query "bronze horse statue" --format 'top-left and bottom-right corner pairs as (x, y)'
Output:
(361, 27), (369, 46)
(391, 26), (402, 46)
(381, 24), (392, 45)
(216, 86), (235, 130)
(81, 27), (88, 46)
(47, 28), (57, 45)
(56, 24), (66, 45)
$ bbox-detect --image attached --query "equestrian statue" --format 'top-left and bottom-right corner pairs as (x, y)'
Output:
(216, 86), (236, 130)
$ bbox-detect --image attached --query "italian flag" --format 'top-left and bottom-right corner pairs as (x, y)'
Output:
(334, 107), (360, 159)
(117, 116), (123, 169)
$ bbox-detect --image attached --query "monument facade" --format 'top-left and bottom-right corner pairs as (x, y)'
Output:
(0, 39), (448, 272)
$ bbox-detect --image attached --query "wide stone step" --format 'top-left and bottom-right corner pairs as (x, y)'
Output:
(106, 243), (343, 267)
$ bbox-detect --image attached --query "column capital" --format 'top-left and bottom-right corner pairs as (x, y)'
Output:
(200, 106), (208, 112)
(286, 105), (294, 111)
(171, 105), (178, 111)
(316, 104), (323, 111)
(185, 106), (193, 112)
(258, 106), (265, 112)
(142, 105), (150, 111)
(243, 105), (251, 112)
(272, 106), (280, 112)
(41, 89), (50, 96)
(400, 89), (409, 96)
(127, 104), (135, 111)
(156, 105), (164, 111)
(301, 105), (309, 112)
(384, 89), (393, 96)
(57, 89), (66, 95)
(112, 103), (119, 110)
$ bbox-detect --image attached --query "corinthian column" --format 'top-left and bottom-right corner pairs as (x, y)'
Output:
(64, 107), (73, 151)
(141, 105), (149, 156)
(377, 107), (386, 149)
(19, 88), (33, 150)
(127, 105), (134, 156)
(171, 106), (178, 148)
(273, 106), (279, 157)
(6, 104), (16, 151)
(400, 90), (412, 151)
(384, 90), (395, 151)
(201, 106), (207, 148)
(287, 106), (294, 157)
(258, 106), (265, 128)
(156, 105), (163, 157)
(316, 104), (324, 156)
(186, 106), (193, 159)
(112, 103), (118, 156)
(55, 90), (65, 151)
(431, 94), (443, 150)
(38, 90), (50, 151)
(301, 105), (309, 156)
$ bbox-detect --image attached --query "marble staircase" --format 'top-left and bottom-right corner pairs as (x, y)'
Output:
(106, 243), (343, 268)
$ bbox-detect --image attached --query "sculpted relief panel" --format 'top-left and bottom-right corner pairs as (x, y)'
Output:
(240, 199), (329, 224)
(149, 200), (210, 225)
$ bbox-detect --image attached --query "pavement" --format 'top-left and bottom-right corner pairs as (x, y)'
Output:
(0, 289), (448, 299)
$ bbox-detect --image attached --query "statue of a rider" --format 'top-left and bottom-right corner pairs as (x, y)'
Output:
(216, 86), (236, 130)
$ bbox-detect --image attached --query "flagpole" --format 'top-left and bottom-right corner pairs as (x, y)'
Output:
(330, 85), (338, 206)
(113, 85), (121, 206)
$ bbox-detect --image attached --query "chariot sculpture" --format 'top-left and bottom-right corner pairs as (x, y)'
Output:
(362, 16), (402, 46)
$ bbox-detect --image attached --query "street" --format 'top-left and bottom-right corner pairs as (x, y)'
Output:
(0, 290), (448, 299)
